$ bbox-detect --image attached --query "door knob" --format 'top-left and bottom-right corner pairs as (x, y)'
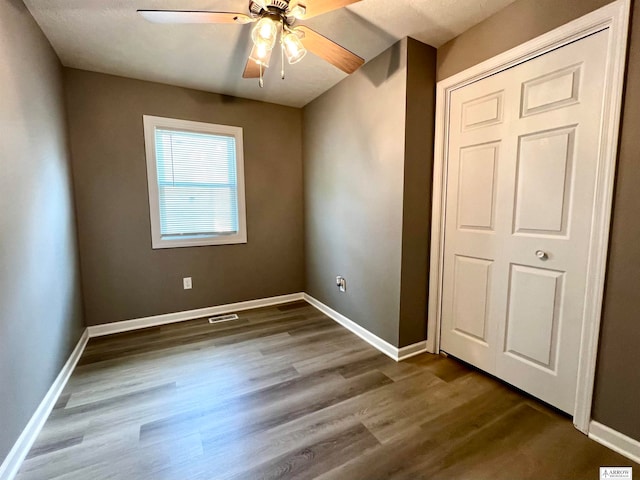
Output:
(536, 250), (548, 260)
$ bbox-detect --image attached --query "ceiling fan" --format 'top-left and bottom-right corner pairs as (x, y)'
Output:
(138, 0), (365, 87)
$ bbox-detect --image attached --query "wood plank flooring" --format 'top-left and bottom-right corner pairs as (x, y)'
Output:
(17, 301), (637, 479)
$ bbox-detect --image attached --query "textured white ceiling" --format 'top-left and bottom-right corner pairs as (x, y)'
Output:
(23, 0), (516, 107)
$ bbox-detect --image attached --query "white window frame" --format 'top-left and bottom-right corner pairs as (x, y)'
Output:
(143, 115), (247, 249)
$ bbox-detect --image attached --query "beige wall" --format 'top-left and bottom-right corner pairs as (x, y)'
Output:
(0, 0), (85, 462)
(437, 0), (612, 80)
(437, 0), (640, 441)
(64, 69), (304, 326)
(399, 38), (437, 346)
(303, 41), (407, 346)
(303, 38), (436, 348)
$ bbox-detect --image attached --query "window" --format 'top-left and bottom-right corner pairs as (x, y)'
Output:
(143, 115), (247, 248)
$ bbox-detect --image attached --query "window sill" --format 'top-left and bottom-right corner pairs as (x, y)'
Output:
(151, 233), (247, 249)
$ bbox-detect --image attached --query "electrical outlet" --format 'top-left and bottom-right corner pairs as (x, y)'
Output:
(336, 276), (346, 293)
(183, 277), (192, 290)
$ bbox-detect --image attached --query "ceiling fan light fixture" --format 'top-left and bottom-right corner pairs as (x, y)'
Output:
(256, 43), (269, 59)
(249, 42), (272, 67)
(283, 31), (307, 64)
(251, 17), (278, 51)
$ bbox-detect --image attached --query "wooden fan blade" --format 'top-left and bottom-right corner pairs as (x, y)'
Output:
(296, 0), (362, 19)
(243, 45), (272, 78)
(137, 10), (254, 25)
(296, 26), (364, 74)
(243, 58), (261, 78)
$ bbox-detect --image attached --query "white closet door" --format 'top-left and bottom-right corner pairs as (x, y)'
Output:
(440, 30), (609, 414)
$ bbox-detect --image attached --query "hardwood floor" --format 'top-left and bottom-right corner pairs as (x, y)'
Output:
(17, 301), (637, 479)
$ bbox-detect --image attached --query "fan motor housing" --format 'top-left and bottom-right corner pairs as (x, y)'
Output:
(249, 0), (291, 16)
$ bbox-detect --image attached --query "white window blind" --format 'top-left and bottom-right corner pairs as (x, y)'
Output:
(155, 129), (238, 237)
(143, 116), (247, 249)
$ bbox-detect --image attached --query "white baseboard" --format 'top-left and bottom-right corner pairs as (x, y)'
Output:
(589, 421), (640, 464)
(87, 293), (305, 337)
(303, 294), (429, 362)
(0, 329), (89, 480)
(397, 341), (429, 361)
(87, 291), (430, 362)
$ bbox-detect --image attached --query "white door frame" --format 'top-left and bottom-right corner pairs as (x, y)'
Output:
(426, 0), (631, 434)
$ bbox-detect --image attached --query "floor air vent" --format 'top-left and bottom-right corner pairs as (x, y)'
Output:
(208, 313), (239, 324)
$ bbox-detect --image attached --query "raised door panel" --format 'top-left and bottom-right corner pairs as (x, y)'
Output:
(521, 64), (581, 117)
(461, 91), (504, 131)
(457, 143), (499, 231)
(504, 264), (563, 371)
(452, 256), (493, 344)
(514, 128), (575, 236)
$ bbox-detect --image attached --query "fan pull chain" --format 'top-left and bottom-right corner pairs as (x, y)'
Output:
(259, 62), (264, 88)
